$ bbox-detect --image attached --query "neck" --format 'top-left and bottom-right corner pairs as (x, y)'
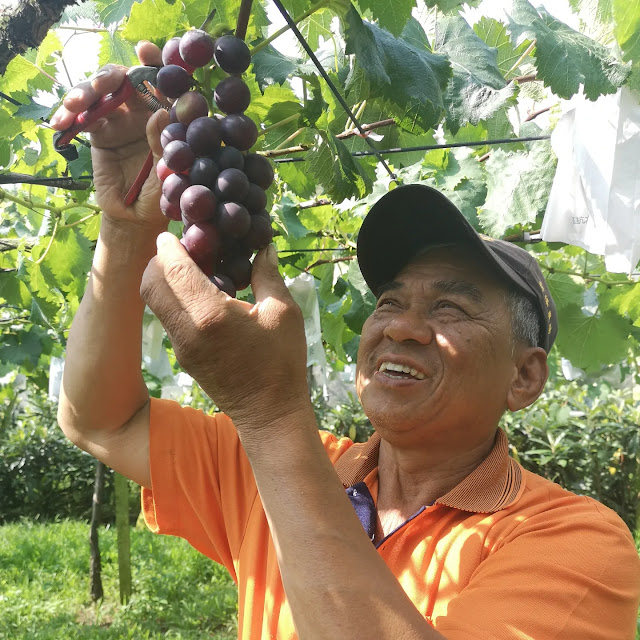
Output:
(376, 429), (497, 515)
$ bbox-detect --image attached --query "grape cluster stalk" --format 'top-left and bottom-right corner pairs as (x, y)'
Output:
(156, 30), (275, 298)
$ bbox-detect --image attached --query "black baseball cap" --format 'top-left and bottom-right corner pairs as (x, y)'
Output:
(356, 184), (557, 352)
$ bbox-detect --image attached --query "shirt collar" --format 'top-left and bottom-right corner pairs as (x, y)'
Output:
(334, 428), (523, 514)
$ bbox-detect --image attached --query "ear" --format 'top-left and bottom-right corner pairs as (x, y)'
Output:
(506, 347), (549, 412)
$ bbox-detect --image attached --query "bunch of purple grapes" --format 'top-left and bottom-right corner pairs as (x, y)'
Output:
(155, 30), (274, 297)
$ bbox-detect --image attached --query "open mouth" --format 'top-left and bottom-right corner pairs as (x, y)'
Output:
(378, 362), (425, 380)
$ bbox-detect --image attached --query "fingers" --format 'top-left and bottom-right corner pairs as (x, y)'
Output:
(136, 41), (163, 67)
(250, 246), (294, 305)
(141, 233), (222, 321)
(146, 109), (170, 158)
(49, 66), (127, 130)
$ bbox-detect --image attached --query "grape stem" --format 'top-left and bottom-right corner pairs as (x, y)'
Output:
(260, 118), (396, 157)
(250, 0), (331, 56)
(259, 113), (299, 137)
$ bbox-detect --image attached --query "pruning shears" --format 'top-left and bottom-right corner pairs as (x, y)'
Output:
(53, 66), (169, 205)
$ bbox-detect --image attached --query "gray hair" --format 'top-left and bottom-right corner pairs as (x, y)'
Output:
(504, 288), (542, 349)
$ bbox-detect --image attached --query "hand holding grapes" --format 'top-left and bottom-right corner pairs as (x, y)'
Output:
(50, 42), (168, 229)
(140, 232), (310, 432)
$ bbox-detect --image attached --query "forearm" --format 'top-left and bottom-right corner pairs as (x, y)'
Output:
(238, 409), (445, 640)
(58, 216), (164, 439)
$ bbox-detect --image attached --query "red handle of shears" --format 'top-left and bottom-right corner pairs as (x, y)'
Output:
(53, 80), (135, 150)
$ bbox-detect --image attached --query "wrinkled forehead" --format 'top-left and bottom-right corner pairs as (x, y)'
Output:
(394, 243), (513, 294)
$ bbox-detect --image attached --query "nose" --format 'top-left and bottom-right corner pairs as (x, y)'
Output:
(382, 310), (434, 345)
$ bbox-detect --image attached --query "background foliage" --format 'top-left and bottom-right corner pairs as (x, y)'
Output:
(0, 0), (639, 633)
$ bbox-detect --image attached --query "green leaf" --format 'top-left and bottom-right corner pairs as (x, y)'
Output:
(344, 261), (376, 334)
(68, 146), (93, 181)
(252, 45), (301, 91)
(96, 0), (141, 25)
(545, 273), (585, 309)
(599, 282), (640, 326)
(98, 31), (137, 67)
(555, 305), (631, 370)
(14, 102), (51, 123)
(506, 0), (630, 100)
(480, 141), (557, 237)
(434, 15), (515, 134)
(277, 162), (318, 199)
(40, 227), (93, 299)
(299, 8), (335, 51)
(344, 6), (451, 133)
(423, 0), (481, 13)
(122, 0), (183, 45)
(306, 130), (372, 202)
(359, 0), (414, 36)
(473, 16), (532, 78)
(613, 0), (640, 63)
(274, 196), (311, 239)
(0, 56), (40, 94)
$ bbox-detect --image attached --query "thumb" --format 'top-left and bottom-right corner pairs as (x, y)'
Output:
(251, 245), (291, 304)
(146, 108), (169, 159)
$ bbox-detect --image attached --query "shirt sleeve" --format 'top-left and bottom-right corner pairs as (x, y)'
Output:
(434, 498), (640, 640)
(141, 398), (258, 579)
(141, 398), (355, 581)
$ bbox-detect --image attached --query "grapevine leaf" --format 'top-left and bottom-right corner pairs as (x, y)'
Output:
(434, 15), (515, 134)
(545, 273), (585, 309)
(555, 305), (631, 370)
(0, 56), (40, 94)
(344, 260), (376, 334)
(277, 162), (318, 199)
(344, 6), (451, 133)
(400, 17), (430, 50)
(0, 271), (32, 309)
(98, 31), (137, 67)
(600, 282), (640, 326)
(300, 8), (335, 51)
(423, 0), (482, 13)
(358, 0), (414, 36)
(274, 196), (311, 240)
(612, 0), (640, 63)
(95, 0), (140, 26)
(35, 31), (62, 77)
(306, 130), (372, 202)
(506, 0), (630, 100)
(480, 141), (557, 237)
(15, 102), (52, 122)
(252, 45), (301, 91)
(122, 0), (183, 45)
(473, 16), (532, 77)
(41, 227), (93, 299)
(68, 146), (93, 181)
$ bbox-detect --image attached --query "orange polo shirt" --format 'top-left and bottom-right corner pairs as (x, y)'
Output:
(142, 398), (640, 639)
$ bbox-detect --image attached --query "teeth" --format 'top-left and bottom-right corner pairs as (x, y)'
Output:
(378, 362), (425, 380)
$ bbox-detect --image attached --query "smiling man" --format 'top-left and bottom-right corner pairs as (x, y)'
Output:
(53, 64), (639, 640)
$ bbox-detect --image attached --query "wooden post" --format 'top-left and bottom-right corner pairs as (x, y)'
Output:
(114, 472), (132, 605)
(89, 460), (105, 602)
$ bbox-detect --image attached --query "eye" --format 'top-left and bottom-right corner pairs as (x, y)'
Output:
(376, 297), (398, 309)
(434, 299), (465, 314)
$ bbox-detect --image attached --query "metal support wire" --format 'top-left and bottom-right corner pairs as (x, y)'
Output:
(270, 0), (398, 180)
(272, 134), (552, 163)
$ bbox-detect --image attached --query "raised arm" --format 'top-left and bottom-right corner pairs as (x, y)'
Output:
(54, 44), (168, 488)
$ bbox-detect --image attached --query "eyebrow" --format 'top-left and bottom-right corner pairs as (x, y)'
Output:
(376, 278), (484, 303)
(432, 279), (484, 304)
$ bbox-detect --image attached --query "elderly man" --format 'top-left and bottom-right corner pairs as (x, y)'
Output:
(53, 58), (639, 640)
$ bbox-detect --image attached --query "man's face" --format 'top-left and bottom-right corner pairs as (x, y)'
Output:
(356, 246), (520, 449)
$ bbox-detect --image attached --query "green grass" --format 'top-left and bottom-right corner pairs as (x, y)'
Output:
(0, 519), (238, 639)
(1, 520), (638, 639)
